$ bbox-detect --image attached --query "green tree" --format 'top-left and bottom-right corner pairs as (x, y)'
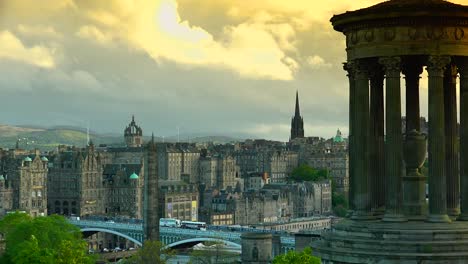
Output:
(290, 165), (329, 182)
(124, 240), (174, 264)
(272, 247), (321, 264)
(0, 213), (95, 264)
(331, 179), (348, 217)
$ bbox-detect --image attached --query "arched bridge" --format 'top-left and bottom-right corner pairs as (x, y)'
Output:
(70, 219), (295, 253)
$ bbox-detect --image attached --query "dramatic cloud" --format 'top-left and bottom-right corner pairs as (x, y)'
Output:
(2, 0), (465, 141)
(0, 31), (56, 68)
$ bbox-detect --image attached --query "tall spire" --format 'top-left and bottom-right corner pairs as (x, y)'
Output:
(295, 90), (300, 116)
(290, 90), (305, 140)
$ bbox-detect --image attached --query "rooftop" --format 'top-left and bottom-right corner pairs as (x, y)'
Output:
(331, 0), (468, 32)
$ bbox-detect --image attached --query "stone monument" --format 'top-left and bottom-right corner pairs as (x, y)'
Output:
(241, 233), (273, 264)
(312, 0), (468, 263)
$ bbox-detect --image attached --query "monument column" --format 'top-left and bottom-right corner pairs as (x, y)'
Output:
(444, 64), (460, 218)
(380, 56), (406, 222)
(402, 61), (427, 219)
(458, 58), (468, 221)
(369, 65), (385, 215)
(344, 62), (355, 213)
(351, 59), (372, 220)
(426, 55), (451, 223)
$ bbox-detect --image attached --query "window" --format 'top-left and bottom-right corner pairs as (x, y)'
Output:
(37, 191), (42, 197)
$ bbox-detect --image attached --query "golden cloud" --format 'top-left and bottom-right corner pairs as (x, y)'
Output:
(77, 0), (297, 80)
(0, 31), (55, 68)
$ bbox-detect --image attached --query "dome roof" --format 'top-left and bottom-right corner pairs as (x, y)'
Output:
(331, 0), (468, 32)
(334, 135), (344, 143)
(0, 175), (4, 181)
(41, 157), (49, 162)
(24, 157), (32, 162)
(129, 172), (139, 180)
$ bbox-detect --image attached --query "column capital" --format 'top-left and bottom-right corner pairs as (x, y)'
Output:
(402, 62), (424, 77)
(427, 56), (451, 77)
(351, 60), (370, 80)
(343, 61), (356, 77)
(379, 56), (401, 78)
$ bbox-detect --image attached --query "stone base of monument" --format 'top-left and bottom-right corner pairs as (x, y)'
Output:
(312, 219), (468, 264)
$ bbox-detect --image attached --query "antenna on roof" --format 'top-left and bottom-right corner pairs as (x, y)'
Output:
(177, 126), (180, 143)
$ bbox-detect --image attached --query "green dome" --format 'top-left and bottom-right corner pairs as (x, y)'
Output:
(24, 157), (32, 162)
(129, 172), (139, 180)
(334, 135), (344, 143)
(41, 157), (49, 162)
(0, 175), (4, 181)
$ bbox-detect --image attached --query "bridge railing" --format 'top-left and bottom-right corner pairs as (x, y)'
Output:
(70, 219), (142, 231)
(69, 219), (295, 246)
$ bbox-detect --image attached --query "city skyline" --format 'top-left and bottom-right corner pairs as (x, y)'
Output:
(1, 0), (465, 141)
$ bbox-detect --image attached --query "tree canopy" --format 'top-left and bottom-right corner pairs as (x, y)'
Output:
(0, 213), (95, 264)
(289, 165), (329, 182)
(123, 240), (174, 264)
(272, 247), (321, 264)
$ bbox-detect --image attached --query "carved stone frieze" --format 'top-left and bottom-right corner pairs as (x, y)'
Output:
(455, 28), (465, 40)
(384, 28), (396, 41)
(344, 26), (468, 60)
(365, 29), (375, 42)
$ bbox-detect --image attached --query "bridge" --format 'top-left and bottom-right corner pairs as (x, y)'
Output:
(70, 219), (295, 253)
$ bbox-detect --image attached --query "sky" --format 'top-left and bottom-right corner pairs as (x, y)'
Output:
(1, 0), (466, 141)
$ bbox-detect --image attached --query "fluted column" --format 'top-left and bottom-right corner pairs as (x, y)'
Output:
(344, 62), (355, 214)
(426, 55), (451, 223)
(369, 65), (385, 215)
(402, 61), (427, 219)
(444, 64), (460, 219)
(380, 56), (406, 222)
(458, 59), (468, 221)
(351, 59), (372, 220)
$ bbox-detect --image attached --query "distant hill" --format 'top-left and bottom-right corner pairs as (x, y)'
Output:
(0, 124), (123, 150)
(0, 124), (243, 150)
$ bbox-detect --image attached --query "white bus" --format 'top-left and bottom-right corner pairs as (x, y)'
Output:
(159, 218), (181, 228)
(181, 221), (207, 231)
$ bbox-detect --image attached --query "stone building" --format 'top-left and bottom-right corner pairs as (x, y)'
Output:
(235, 189), (292, 225)
(198, 189), (238, 225)
(291, 130), (349, 196)
(1, 150), (48, 217)
(266, 150), (299, 183)
(47, 143), (103, 217)
(0, 175), (13, 217)
(124, 116), (143, 148)
(200, 154), (241, 190)
(157, 143), (200, 183)
(234, 148), (298, 183)
(158, 180), (199, 221)
(244, 172), (269, 191)
(102, 163), (144, 218)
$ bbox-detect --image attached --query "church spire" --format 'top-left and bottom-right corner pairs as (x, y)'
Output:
(290, 90), (305, 140)
(295, 90), (300, 116)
